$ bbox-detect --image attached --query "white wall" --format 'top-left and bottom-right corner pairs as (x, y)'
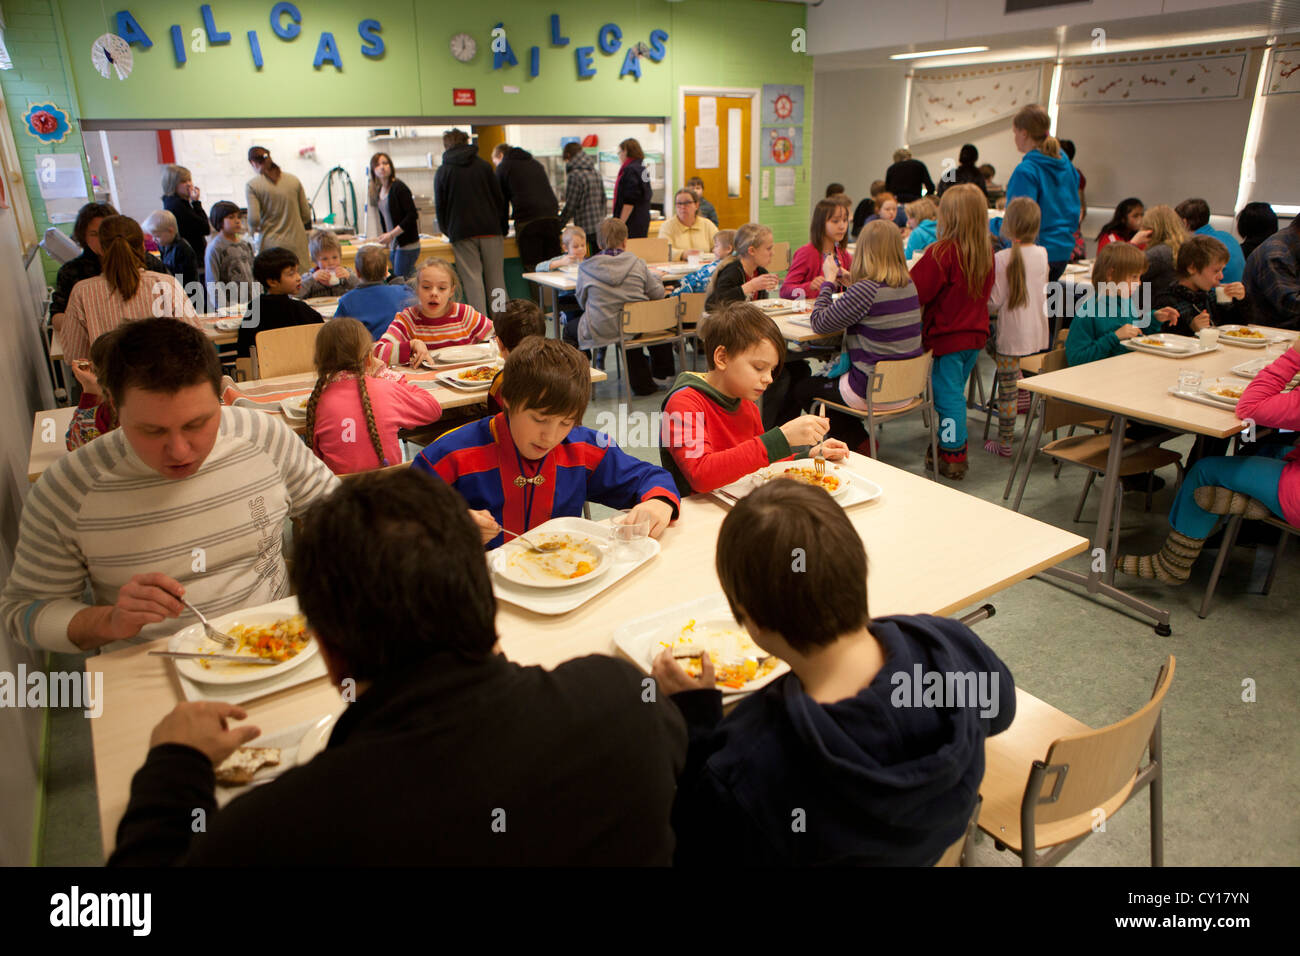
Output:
(0, 203), (58, 867)
(811, 67), (908, 212)
(85, 131), (166, 225)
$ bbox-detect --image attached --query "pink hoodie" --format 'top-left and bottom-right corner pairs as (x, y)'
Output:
(1235, 347), (1300, 527)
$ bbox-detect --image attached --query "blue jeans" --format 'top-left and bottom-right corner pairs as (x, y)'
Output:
(1169, 451), (1287, 538)
(391, 245), (420, 279)
(932, 349), (979, 453)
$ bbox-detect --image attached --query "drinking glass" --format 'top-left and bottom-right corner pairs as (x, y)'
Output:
(611, 512), (651, 561)
(1178, 368), (1203, 392)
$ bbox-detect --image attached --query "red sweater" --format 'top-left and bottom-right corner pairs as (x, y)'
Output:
(910, 240), (995, 356)
(660, 374), (792, 494)
(780, 244), (851, 302)
(1235, 348), (1300, 528)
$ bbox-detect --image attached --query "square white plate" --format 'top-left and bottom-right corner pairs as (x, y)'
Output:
(1123, 334), (1216, 358)
(487, 516), (660, 615)
(1231, 357), (1270, 379)
(1166, 386), (1243, 414)
(711, 461), (883, 511)
(435, 363), (501, 390)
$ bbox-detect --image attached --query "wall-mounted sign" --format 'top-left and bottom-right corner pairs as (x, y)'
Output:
(483, 13), (667, 81)
(453, 88), (476, 106)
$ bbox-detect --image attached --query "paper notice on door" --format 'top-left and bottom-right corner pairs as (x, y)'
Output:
(698, 96), (717, 127)
(774, 167), (795, 207)
(761, 169), (771, 200)
(694, 126), (719, 169)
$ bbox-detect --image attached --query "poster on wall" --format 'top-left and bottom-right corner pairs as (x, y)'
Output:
(1058, 53), (1247, 105)
(907, 66), (1042, 143)
(761, 126), (802, 167)
(761, 84), (804, 124)
(694, 126), (719, 169)
(1265, 47), (1300, 95)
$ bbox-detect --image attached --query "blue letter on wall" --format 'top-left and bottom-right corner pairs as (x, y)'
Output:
(359, 19), (384, 58)
(530, 46), (539, 77)
(271, 2), (301, 40)
(492, 22), (518, 70)
(598, 23), (621, 55)
(169, 24), (186, 64)
(314, 32), (342, 70)
(575, 46), (595, 78)
(550, 14), (568, 46)
(248, 30), (264, 68)
(620, 48), (641, 79)
(647, 29), (668, 62)
(115, 10), (153, 49)
(200, 5), (231, 44)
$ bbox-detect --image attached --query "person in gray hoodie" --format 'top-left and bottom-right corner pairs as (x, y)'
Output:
(655, 480), (1015, 866)
(575, 217), (673, 394)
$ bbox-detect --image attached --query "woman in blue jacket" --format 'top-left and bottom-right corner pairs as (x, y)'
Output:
(612, 138), (653, 239)
(1005, 105), (1080, 282)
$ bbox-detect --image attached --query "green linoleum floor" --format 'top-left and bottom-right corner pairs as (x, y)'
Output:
(40, 352), (1300, 866)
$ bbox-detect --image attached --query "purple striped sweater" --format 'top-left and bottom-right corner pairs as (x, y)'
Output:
(809, 279), (924, 399)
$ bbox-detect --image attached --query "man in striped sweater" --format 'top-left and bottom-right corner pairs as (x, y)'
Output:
(1, 319), (338, 654)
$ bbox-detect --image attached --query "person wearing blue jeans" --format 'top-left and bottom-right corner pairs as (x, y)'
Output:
(1118, 449), (1289, 583)
(930, 349), (980, 470)
(391, 244), (420, 280)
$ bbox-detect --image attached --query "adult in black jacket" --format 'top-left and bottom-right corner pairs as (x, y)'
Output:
(434, 129), (508, 315)
(884, 148), (936, 204)
(369, 152), (421, 279)
(493, 143), (562, 272)
(613, 138), (653, 239)
(161, 164), (210, 272)
(936, 144), (988, 199)
(109, 469), (687, 867)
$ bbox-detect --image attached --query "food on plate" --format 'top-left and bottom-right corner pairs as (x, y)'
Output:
(456, 365), (498, 383)
(505, 534), (603, 581)
(215, 746), (281, 786)
(1222, 327), (1266, 340)
(1209, 384), (1245, 401)
(211, 615), (312, 665)
(659, 618), (782, 690)
(1135, 337), (1168, 347)
(768, 466), (841, 493)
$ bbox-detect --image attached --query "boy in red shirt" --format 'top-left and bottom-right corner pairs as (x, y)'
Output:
(660, 302), (849, 495)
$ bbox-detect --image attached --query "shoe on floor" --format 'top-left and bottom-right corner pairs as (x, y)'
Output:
(1120, 473), (1167, 493)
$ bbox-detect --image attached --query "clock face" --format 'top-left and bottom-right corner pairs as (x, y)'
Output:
(91, 33), (133, 80)
(451, 33), (477, 63)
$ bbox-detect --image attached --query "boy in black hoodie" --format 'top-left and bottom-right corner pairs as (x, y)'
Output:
(654, 480), (1015, 866)
(236, 247), (324, 359)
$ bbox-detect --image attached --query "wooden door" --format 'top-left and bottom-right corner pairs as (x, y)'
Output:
(682, 94), (751, 229)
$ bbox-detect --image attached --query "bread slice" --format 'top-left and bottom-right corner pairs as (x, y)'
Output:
(215, 746), (282, 786)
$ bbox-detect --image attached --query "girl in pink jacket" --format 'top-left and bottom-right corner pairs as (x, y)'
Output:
(780, 196), (852, 303)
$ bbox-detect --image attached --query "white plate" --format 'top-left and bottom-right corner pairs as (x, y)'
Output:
(1166, 386), (1244, 414)
(279, 394), (310, 418)
(429, 344), (495, 365)
(1217, 326), (1270, 349)
(1200, 377), (1247, 406)
(1123, 334), (1216, 358)
(213, 713), (339, 807)
(166, 603), (320, 685)
(1231, 358), (1270, 379)
(759, 458), (854, 499)
(435, 364), (501, 390)
(493, 528), (612, 590)
(613, 592), (791, 704)
(214, 317), (242, 332)
(714, 461), (883, 510)
(295, 712), (338, 766)
(488, 516), (659, 615)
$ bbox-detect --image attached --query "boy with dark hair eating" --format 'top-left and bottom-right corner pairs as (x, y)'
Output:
(236, 246), (325, 358)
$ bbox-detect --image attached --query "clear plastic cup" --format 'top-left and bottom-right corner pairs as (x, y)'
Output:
(610, 512), (651, 561)
(1178, 368), (1203, 392)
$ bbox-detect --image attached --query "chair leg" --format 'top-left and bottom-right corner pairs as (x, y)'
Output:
(618, 343), (630, 405)
(1072, 471), (1096, 523)
(1262, 528), (1290, 595)
(1011, 396), (1048, 512)
(1148, 717), (1164, 867)
(1004, 393), (1039, 501)
(1198, 513), (1243, 619)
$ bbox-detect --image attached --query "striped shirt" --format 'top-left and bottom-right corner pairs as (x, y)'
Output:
(810, 278), (923, 407)
(63, 270), (201, 362)
(1, 407), (339, 654)
(374, 302), (493, 365)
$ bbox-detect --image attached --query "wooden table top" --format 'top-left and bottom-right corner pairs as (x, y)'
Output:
(1019, 329), (1296, 439)
(50, 316), (236, 361)
(86, 451), (1087, 856)
(522, 263), (688, 292)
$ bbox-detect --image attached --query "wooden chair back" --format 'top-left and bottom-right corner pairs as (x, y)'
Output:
(677, 292), (707, 328)
(254, 324), (322, 379)
(339, 460), (410, 481)
(625, 237), (670, 263)
(1019, 346), (1067, 376)
(1031, 656), (1175, 827)
(869, 351), (933, 404)
(1042, 397), (1107, 432)
(770, 241), (791, 273)
(621, 299), (680, 336)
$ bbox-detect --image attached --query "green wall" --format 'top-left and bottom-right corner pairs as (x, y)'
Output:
(5, 0), (813, 255)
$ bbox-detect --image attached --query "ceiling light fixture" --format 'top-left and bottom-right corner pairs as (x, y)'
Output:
(890, 46), (990, 60)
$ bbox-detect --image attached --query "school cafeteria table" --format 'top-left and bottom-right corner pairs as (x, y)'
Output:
(85, 451), (1088, 857)
(49, 315), (239, 363)
(337, 235), (521, 271)
(522, 263), (688, 340)
(1012, 328), (1296, 633)
(27, 406), (75, 482)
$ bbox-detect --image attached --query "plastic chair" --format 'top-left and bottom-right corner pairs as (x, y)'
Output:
(814, 351), (940, 480)
(614, 299), (688, 402)
(978, 657), (1174, 866)
(625, 237), (671, 263)
(253, 324), (323, 379)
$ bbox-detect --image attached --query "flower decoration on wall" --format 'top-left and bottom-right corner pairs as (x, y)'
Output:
(24, 103), (71, 143)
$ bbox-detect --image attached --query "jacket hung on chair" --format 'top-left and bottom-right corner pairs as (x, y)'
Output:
(670, 613), (1016, 866)
(659, 371), (793, 495)
(574, 250), (666, 349)
(235, 294), (324, 358)
(809, 278), (923, 407)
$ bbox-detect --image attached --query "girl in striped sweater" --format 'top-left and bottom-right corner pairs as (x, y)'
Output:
(308, 318), (442, 474)
(375, 258), (492, 367)
(787, 220), (924, 447)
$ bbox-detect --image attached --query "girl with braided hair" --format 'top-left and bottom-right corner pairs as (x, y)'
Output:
(306, 317), (443, 475)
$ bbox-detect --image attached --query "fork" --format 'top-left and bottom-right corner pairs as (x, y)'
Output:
(178, 595), (237, 649)
(813, 403), (829, 476)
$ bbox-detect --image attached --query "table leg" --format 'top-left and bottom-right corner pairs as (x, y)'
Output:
(550, 287), (562, 342)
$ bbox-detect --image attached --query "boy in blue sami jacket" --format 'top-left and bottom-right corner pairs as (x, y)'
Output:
(413, 338), (679, 547)
(653, 480), (1015, 866)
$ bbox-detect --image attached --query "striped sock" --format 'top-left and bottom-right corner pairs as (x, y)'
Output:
(1118, 530), (1205, 584)
(984, 439), (1012, 457)
(1193, 486), (1272, 519)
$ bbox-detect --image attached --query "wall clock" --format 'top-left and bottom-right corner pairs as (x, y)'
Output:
(450, 33), (477, 63)
(91, 33), (133, 80)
